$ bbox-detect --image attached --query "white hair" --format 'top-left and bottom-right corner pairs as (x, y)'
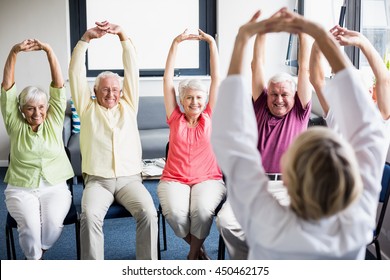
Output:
(94, 71), (122, 92)
(178, 79), (207, 102)
(18, 86), (48, 109)
(268, 72), (297, 93)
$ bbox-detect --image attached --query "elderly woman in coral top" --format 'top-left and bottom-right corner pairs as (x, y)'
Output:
(157, 29), (226, 260)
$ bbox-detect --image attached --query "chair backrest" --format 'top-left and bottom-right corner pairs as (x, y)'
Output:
(375, 163), (390, 236)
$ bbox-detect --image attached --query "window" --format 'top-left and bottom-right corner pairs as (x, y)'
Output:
(345, 0), (390, 70)
(302, 0), (345, 77)
(360, 0), (390, 69)
(69, 0), (216, 77)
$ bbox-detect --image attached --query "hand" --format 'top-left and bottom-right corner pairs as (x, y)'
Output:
(12, 39), (39, 53)
(198, 29), (214, 44)
(173, 29), (200, 44)
(330, 25), (363, 47)
(33, 39), (51, 53)
(81, 24), (108, 42)
(236, 8), (291, 42)
(95, 21), (123, 35)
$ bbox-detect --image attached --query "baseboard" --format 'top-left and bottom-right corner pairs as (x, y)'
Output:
(0, 160), (8, 167)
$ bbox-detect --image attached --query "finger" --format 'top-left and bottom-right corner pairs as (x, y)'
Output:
(187, 34), (200, 40)
(248, 10), (261, 23)
(95, 21), (108, 26)
(269, 7), (287, 18)
(96, 25), (109, 32)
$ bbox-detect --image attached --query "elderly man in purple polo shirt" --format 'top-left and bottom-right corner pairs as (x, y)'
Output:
(216, 13), (313, 259)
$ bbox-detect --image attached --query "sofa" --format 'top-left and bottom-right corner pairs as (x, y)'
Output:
(63, 96), (170, 177)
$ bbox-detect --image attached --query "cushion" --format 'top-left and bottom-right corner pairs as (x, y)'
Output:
(70, 99), (80, 134)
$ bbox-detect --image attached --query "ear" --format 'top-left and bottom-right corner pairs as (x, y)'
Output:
(18, 106), (26, 119)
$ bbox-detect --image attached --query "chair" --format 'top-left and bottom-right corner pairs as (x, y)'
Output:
(162, 142), (226, 259)
(367, 162), (390, 259)
(5, 147), (81, 260)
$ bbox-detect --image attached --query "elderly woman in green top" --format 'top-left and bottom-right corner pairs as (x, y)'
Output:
(1, 39), (74, 260)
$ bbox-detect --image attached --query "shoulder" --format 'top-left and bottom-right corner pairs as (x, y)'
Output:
(167, 105), (183, 123)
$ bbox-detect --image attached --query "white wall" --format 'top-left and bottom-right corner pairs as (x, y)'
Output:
(218, 0), (296, 84)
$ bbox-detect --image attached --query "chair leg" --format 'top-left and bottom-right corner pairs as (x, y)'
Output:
(162, 215), (167, 251)
(159, 204), (167, 251)
(6, 225), (17, 260)
(374, 240), (382, 260)
(5, 226), (12, 260)
(75, 220), (81, 260)
(217, 234), (225, 260)
(157, 210), (161, 260)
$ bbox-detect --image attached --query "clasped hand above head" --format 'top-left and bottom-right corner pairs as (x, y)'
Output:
(82, 21), (126, 42)
(12, 39), (49, 53)
(237, 7), (318, 41)
(174, 28), (214, 44)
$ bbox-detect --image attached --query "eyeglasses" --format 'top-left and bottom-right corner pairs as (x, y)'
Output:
(100, 88), (121, 94)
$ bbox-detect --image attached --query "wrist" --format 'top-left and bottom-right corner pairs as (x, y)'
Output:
(80, 36), (90, 43)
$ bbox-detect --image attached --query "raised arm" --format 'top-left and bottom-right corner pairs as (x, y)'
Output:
(251, 33), (266, 102)
(309, 41), (329, 115)
(332, 25), (390, 120)
(163, 30), (199, 118)
(198, 29), (220, 109)
(96, 21), (139, 109)
(69, 22), (109, 114)
(296, 33), (312, 108)
(34, 40), (64, 88)
(2, 39), (38, 90)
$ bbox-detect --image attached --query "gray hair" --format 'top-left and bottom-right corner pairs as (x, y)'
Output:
(178, 79), (207, 102)
(268, 72), (297, 93)
(18, 86), (48, 109)
(94, 71), (122, 92)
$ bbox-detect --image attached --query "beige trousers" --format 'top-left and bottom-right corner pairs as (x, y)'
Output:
(80, 174), (158, 260)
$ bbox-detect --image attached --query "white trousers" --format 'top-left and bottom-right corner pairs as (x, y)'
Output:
(5, 180), (71, 260)
(157, 179), (226, 239)
(80, 174), (158, 260)
(216, 181), (289, 260)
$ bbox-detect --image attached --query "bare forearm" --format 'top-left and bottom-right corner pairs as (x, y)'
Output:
(163, 41), (178, 87)
(309, 43), (329, 114)
(359, 39), (390, 119)
(208, 39), (220, 108)
(251, 34), (266, 100)
(228, 33), (249, 76)
(209, 39), (220, 84)
(312, 27), (348, 73)
(45, 46), (64, 88)
(2, 47), (17, 90)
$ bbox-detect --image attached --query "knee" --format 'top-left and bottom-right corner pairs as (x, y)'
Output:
(164, 207), (188, 226)
(216, 211), (229, 230)
(191, 204), (214, 223)
(133, 206), (158, 222)
(80, 208), (103, 228)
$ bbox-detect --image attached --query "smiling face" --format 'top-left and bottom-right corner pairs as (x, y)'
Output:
(267, 81), (296, 117)
(180, 89), (207, 117)
(95, 76), (121, 109)
(21, 98), (47, 131)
